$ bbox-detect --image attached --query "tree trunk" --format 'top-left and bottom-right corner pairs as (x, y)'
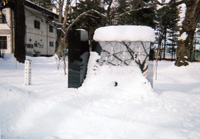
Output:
(13, 0), (26, 63)
(175, 0), (200, 66)
(62, 0), (70, 75)
(63, 0), (70, 49)
(106, 0), (113, 25)
(163, 28), (167, 59)
(55, 0), (63, 59)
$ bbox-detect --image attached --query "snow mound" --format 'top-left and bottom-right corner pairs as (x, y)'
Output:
(93, 25), (155, 42)
(81, 52), (155, 100)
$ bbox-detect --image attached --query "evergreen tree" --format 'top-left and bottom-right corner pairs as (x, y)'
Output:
(116, 0), (157, 28)
(156, 5), (179, 59)
(155, 0), (200, 66)
(167, 29), (179, 59)
(69, 0), (105, 42)
(69, 0), (104, 23)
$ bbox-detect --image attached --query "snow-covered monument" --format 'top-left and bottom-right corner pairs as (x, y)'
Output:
(93, 25), (155, 86)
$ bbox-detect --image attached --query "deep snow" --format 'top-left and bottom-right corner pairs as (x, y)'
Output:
(0, 53), (200, 139)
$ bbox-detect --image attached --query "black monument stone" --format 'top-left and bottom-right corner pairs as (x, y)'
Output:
(68, 29), (90, 88)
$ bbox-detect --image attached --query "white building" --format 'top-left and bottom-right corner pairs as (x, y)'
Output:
(0, 0), (58, 57)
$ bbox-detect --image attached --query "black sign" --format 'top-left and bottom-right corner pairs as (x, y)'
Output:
(68, 30), (90, 88)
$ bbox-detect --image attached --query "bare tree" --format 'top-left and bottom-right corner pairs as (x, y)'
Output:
(104, 0), (114, 25)
(61, 0), (70, 75)
(54, 0), (64, 70)
(54, 0), (106, 74)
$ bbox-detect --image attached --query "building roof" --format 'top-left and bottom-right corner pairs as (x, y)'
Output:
(25, 0), (58, 19)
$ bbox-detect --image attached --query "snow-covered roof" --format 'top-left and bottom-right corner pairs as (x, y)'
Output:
(25, 0), (58, 17)
(93, 25), (155, 42)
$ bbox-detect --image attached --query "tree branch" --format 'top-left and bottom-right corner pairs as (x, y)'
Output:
(117, 1), (154, 19)
(66, 9), (106, 34)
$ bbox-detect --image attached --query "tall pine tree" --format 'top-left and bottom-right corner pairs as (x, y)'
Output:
(156, 5), (179, 59)
(116, 0), (157, 28)
(69, 0), (105, 42)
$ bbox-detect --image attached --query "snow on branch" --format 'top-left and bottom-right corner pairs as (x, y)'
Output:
(52, 21), (69, 26)
(155, 0), (184, 6)
(84, 14), (101, 19)
(57, 27), (66, 34)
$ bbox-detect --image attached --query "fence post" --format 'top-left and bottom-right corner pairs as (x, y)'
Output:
(24, 59), (31, 86)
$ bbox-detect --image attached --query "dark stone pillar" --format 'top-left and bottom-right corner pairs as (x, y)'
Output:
(92, 41), (102, 55)
(68, 30), (89, 88)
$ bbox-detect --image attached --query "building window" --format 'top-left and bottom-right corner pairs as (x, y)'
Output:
(0, 36), (7, 49)
(49, 25), (53, 33)
(49, 41), (54, 47)
(39, 44), (44, 48)
(34, 20), (40, 29)
(26, 44), (33, 48)
(0, 14), (6, 24)
(34, 42), (38, 47)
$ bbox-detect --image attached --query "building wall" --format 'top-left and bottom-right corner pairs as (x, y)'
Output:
(0, 6), (57, 56)
(25, 7), (57, 56)
(0, 8), (14, 54)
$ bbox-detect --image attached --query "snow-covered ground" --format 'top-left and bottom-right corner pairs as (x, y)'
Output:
(0, 53), (200, 139)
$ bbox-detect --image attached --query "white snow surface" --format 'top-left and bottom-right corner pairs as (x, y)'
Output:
(93, 25), (155, 42)
(0, 53), (200, 139)
(178, 32), (188, 41)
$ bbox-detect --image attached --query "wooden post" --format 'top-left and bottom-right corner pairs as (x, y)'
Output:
(24, 59), (31, 86)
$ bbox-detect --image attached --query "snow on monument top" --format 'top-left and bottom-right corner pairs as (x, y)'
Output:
(93, 25), (155, 42)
